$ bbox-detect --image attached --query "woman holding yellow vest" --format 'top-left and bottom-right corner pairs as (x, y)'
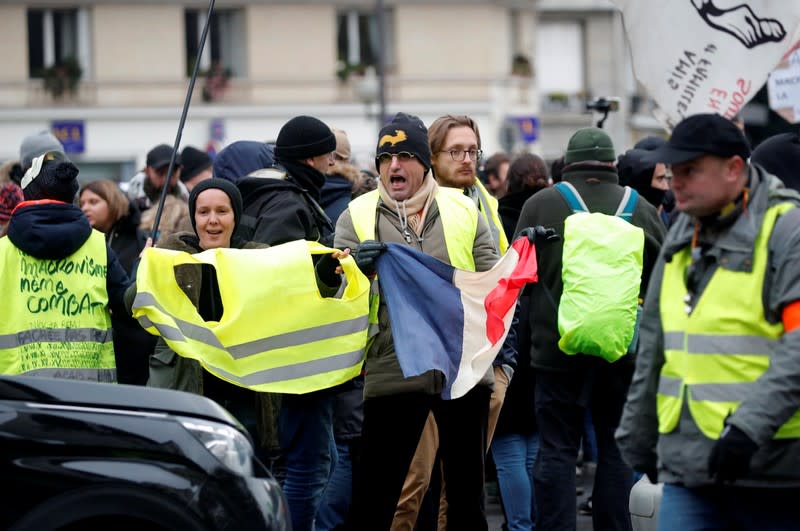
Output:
(128, 179), (282, 459)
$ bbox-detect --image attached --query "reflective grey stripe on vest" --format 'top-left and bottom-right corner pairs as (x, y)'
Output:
(663, 332), (774, 355)
(657, 375), (682, 397)
(0, 328), (112, 349)
(22, 367), (117, 382)
(229, 315), (369, 359)
(689, 382), (757, 402)
(134, 291), (369, 358)
(210, 348), (365, 387)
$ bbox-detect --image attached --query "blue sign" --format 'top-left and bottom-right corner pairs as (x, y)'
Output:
(513, 116), (539, 144)
(51, 120), (85, 154)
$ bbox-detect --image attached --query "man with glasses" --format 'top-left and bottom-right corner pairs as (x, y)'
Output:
(617, 113), (800, 530)
(335, 112), (499, 530)
(392, 114), (517, 531)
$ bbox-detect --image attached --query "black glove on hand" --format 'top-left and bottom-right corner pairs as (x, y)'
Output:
(518, 225), (559, 244)
(315, 252), (341, 287)
(708, 424), (759, 483)
(354, 240), (387, 277)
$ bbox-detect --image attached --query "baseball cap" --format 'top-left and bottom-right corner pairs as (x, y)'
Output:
(146, 144), (181, 169)
(645, 114), (751, 165)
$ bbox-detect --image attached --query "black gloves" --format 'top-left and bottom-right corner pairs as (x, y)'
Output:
(354, 240), (387, 277)
(518, 225), (559, 244)
(708, 424), (759, 483)
(315, 252), (341, 287)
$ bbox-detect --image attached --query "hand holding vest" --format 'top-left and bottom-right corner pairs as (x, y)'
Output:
(132, 240), (371, 394)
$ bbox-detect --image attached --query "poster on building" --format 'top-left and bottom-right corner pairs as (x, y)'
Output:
(767, 43), (800, 123)
(611, 0), (800, 129)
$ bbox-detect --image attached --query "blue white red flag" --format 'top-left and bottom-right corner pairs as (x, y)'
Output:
(375, 237), (538, 399)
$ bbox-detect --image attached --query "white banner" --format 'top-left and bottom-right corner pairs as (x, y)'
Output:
(612, 0), (800, 129)
(767, 45), (800, 123)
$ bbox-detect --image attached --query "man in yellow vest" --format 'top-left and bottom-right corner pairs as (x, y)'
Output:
(0, 151), (130, 381)
(617, 113), (800, 529)
(335, 112), (500, 530)
(392, 114), (516, 531)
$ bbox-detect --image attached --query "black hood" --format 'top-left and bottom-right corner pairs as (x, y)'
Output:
(7, 203), (92, 259)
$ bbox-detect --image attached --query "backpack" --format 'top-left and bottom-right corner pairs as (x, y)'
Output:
(554, 181), (644, 362)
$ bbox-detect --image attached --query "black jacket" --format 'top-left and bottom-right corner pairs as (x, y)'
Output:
(106, 203), (156, 386)
(514, 166), (666, 372)
(236, 162), (333, 246)
(7, 202), (130, 316)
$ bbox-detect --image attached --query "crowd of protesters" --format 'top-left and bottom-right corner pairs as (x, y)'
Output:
(2, 110), (800, 531)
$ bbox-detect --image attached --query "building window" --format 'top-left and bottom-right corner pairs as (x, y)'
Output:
(336, 8), (394, 80)
(536, 20), (585, 111)
(185, 8), (246, 78)
(28, 8), (89, 78)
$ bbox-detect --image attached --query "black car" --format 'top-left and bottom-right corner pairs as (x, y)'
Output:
(0, 375), (290, 530)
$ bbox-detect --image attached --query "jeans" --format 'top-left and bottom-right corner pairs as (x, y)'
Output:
(491, 431), (539, 531)
(316, 439), (360, 531)
(279, 391), (336, 531)
(533, 364), (634, 531)
(350, 386), (491, 531)
(659, 483), (800, 531)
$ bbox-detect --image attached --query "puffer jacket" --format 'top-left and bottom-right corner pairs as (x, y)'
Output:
(334, 187), (499, 399)
(616, 166), (800, 487)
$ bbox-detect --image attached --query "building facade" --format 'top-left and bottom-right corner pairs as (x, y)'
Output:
(0, 0), (659, 182)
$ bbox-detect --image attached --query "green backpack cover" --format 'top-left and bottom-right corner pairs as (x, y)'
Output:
(555, 182), (644, 362)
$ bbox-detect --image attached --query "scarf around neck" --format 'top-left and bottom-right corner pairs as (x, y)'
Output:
(378, 175), (438, 237)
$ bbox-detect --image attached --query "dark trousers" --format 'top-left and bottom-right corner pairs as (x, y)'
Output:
(350, 385), (491, 531)
(534, 362), (634, 531)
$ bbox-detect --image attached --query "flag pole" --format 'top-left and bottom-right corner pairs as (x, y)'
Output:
(149, 0), (216, 243)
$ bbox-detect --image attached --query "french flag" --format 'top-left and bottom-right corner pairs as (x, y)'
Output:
(376, 237), (538, 399)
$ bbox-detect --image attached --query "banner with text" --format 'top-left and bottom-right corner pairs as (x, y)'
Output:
(612, 0), (800, 128)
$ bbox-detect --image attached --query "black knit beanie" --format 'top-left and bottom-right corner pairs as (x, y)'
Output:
(188, 178), (243, 235)
(274, 116), (336, 162)
(375, 112), (432, 170)
(22, 155), (79, 203)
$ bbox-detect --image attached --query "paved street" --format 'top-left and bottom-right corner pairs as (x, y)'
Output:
(486, 463), (595, 531)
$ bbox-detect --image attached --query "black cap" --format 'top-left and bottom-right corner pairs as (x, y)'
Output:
(645, 113), (750, 165)
(375, 112), (432, 170)
(146, 144), (181, 169)
(274, 116), (336, 162)
(180, 146), (213, 182)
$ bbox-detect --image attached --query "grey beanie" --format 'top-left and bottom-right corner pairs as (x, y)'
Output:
(20, 131), (65, 171)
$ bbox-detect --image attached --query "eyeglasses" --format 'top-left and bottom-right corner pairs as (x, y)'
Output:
(377, 152), (416, 165)
(440, 149), (482, 162)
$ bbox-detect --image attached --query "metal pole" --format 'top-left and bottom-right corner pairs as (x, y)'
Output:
(376, 0), (387, 130)
(149, 0), (216, 243)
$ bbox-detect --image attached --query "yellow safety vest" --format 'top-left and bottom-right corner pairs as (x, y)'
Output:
(658, 203), (800, 439)
(474, 180), (509, 255)
(0, 230), (115, 382)
(348, 187), (479, 271)
(132, 240), (370, 394)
